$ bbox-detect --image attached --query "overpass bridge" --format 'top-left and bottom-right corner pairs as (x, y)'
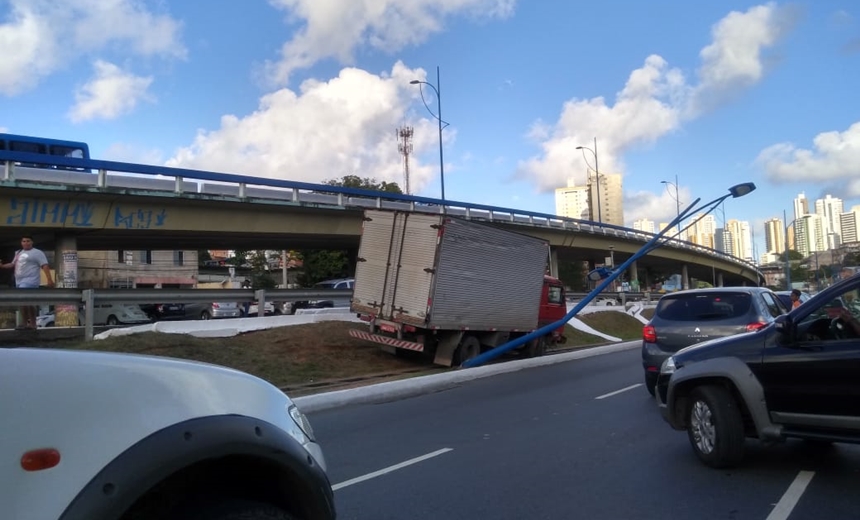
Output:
(0, 150), (763, 289)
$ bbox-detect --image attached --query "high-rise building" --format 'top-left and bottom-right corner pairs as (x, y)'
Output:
(593, 173), (624, 226)
(841, 208), (860, 244)
(795, 214), (827, 256)
(815, 194), (843, 243)
(764, 218), (785, 255)
(715, 228), (734, 255)
(688, 214), (716, 248)
(554, 182), (591, 220)
(632, 218), (655, 233)
(726, 220), (753, 261)
(794, 192), (809, 222)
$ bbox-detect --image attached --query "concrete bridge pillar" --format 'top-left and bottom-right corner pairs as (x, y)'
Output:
(628, 260), (639, 291)
(548, 248), (559, 278)
(682, 264), (690, 290)
(54, 234), (79, 327)
(717, 272), (724, 287)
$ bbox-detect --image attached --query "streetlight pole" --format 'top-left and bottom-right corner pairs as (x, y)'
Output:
(410, 66), (446, 202)
(576, 137), (602, 223)
(783, 210), (793, 290)
(661, 175), (681, 238)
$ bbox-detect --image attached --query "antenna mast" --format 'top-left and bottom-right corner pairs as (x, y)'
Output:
(397, 126), (413, 195)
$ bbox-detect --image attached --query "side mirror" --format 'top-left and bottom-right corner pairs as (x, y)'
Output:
(774, 314), (793, 340)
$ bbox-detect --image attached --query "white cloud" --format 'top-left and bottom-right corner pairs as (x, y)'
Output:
(688, 2), (797, 115)
(264, 0), (515, 85)
(68, 61), (154, 122)
(516, 2), (794, 199)
(757, 122), (860, 197)
(167, 62), (441, 193)
(0, 0), (184, 96)
(624, 186), (693, 227)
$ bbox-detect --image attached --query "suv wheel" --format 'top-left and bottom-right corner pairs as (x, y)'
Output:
(686, 385), (745, 468)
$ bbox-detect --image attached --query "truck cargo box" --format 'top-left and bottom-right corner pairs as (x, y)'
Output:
(351, 210), (549, 331)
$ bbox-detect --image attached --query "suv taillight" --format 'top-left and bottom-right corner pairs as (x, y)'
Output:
(745, 322), (767, 332)
(643, 324), (657, 343)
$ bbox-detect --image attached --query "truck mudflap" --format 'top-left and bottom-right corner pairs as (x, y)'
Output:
(348, 329), (424, 352)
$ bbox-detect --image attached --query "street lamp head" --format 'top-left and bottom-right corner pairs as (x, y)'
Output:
(660, 180), (669, 185)
(575, 146), (584, 150)
(409, 80), (421, 85)
(728, 182), (756, 198)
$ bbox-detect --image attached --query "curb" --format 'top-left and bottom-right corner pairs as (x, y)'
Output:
(294, 340), (640, 413)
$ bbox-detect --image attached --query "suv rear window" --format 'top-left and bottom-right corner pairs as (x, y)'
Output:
(656, 293), (752, 321)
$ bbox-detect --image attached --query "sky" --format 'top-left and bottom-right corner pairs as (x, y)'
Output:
(1, 0), (859, 260)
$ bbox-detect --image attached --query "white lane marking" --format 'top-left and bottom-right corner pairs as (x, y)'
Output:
(765, 470), (815, 520)
(332, 448), (453, 491)
(595, 383), (642, 400)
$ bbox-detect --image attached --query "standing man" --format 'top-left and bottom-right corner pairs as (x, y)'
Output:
(790, 288), (803, 309)
(1, 235), (55, 329)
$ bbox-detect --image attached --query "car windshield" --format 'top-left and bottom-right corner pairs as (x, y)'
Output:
(656, 293), (752, 321)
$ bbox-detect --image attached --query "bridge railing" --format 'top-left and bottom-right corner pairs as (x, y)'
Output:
(0, 150), (760, 275)
(0, 287), (353, 341)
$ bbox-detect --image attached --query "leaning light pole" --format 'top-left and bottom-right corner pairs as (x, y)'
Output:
(462, 182), (758, 368)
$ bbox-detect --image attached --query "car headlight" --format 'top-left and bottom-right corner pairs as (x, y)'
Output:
(288, 404), (316, 441)
(660, 356), (676, 375)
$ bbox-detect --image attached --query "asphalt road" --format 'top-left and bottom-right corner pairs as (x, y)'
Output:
(309, 347), (860, 520)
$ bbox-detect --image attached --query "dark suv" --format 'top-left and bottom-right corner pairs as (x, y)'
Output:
(642, 287), (788, 395)
(656, 272), (860, 468)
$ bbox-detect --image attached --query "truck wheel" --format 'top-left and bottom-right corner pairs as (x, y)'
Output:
(107, 315), (119, 326)
(182, 498), (296, 520)
(686, 385), (745, 468)
(524, 336), (548, 358)
(455, 336), (481, 366)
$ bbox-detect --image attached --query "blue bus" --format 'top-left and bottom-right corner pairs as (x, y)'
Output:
(0, 133), (90, 169)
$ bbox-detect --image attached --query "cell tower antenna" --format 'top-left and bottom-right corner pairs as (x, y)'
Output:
(397, 126), (414, 195)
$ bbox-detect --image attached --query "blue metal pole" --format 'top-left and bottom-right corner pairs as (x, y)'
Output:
(462, 195), (714, 368)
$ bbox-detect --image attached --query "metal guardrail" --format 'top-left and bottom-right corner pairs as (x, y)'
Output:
(0, 288), (353, 341)
(0, 150), (762, 277)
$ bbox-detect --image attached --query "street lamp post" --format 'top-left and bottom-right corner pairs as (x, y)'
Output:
(410, 66), (446, 202)
(576, 138), (602, 224)
(463, 181), (758, 368)
(661, 175), (681, 238)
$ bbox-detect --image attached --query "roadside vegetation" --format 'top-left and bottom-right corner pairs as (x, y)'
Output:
(19, 309), (647, 395)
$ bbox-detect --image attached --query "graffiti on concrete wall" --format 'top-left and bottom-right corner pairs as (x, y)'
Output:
(4, 197), (168, 229)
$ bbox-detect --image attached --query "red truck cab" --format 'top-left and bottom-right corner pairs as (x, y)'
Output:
(539, 275), (568, 342)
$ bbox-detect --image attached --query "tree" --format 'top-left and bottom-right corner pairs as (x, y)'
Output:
(325, 174), (403, 194)
(558, 261), (587, 290)
(296, 176), (402, 286)
(248, 250), (276, 290)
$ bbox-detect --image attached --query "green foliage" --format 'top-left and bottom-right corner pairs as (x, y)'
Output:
(778, 250), (804, 262)
(842, 252), (860, 266)
(558, 260), (587, 290)
(296, 250), (349, 287)
(325, 175), (403, 194)
(198, 250), (212, 262)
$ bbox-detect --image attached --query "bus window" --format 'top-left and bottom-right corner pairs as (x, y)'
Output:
(10, 141), (47, 154)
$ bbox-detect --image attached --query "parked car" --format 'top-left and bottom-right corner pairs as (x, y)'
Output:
(243, 301), (276, 316)
(182, 301), (242, 320)
(641, 287), (789, 395)
(656, 272), (860, 468)
(774, 290), (811, 309)
(88, 303), (152, 326)
(286, 277), (354, 314)
(0, 348), (336, 519)
(140, 303), (187, 321)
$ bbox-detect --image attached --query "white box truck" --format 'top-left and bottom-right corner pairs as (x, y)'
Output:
(349, 210), (568, 366)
